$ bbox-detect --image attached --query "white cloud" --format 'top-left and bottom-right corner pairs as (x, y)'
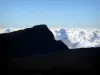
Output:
(51, 28), (100, 49)
(0, 28), (100, 49)
(5, 28), (11, 33)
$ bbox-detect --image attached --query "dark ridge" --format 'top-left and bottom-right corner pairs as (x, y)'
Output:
(0, 24), (100, 75)
(0, 24), (69, 58)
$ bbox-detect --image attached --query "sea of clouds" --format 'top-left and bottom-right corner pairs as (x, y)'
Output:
(0, 28), (100, 49)
(51, 28), (100, 49)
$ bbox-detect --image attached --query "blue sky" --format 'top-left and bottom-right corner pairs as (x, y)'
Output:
(0, 0), (100, 28)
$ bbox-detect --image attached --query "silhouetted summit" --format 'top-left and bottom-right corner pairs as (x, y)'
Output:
(0, 24), (68, 57)
(0, 24), (100, 75)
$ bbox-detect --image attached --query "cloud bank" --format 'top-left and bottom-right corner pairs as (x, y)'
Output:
(0, 28), (100, 49)
(51, 28), (100, 49)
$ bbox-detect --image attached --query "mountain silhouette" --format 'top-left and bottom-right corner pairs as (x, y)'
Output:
(0, 24), (100, 75)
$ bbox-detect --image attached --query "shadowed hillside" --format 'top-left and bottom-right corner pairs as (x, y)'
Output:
(0, 24), (100, 75)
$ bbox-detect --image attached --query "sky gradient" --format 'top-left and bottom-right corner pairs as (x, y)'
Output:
(0, 0), (100, 28)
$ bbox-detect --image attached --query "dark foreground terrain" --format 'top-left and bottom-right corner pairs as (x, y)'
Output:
(0, 24), (100, 75)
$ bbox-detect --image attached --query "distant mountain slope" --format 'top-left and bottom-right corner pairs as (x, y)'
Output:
(0, 25), (100, 74)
